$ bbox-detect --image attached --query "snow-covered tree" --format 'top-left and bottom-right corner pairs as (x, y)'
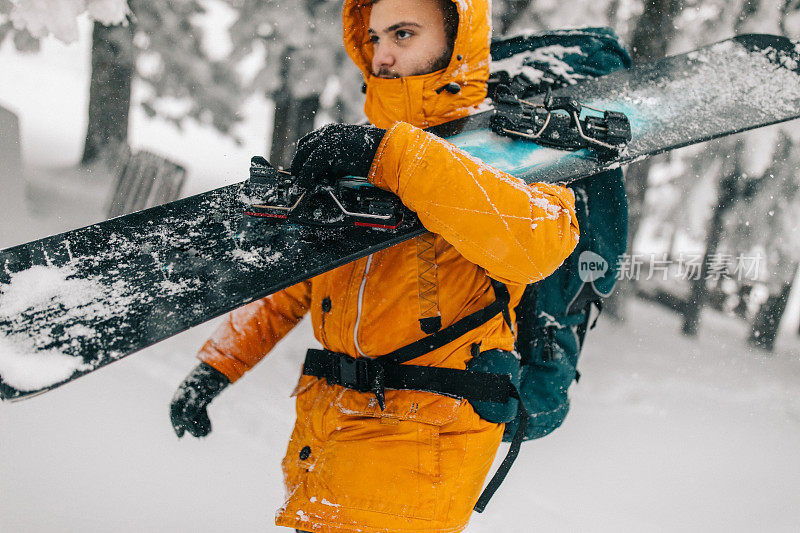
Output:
(81, 0), (244, 164)
(2, 0), (245, 165)
(491, 0), (643, 41)
(498, 0), (800, 327)
(130, 0), (242, 138)
(679, 0), (800, 337)
(0, 0), (129, 49)
(224, 0), (360, 166)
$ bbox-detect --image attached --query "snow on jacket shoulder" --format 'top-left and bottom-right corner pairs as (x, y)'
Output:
(370, 121), (579, 285)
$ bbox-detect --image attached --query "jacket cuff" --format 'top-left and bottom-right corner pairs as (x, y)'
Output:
(367, 121), (414, 193)
(197, 346), (245, 384)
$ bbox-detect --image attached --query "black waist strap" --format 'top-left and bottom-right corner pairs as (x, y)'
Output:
(301, 348), (527, 514)
(299, 278), (519, 512)
(304, 348), (514, 405)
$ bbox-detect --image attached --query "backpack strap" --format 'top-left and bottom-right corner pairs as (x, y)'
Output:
(300, 277), (519, 513)
(302, 278), (511, 405)
(301, 347), (527, 514)
(575, 299), (602, 348)
(567, 282), (605, 348)
(474, 400), (528, 512)
(303, 349), (514, 403)
(381, 278), (511, 365)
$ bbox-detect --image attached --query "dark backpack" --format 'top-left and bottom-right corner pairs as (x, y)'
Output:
(488, 28), (632, 442)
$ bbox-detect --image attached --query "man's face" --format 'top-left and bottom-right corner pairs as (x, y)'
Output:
(368, 0), (452, 79)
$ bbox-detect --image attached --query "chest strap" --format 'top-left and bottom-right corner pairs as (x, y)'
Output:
(382, 278), (511, 366)
(303, 278), (511, 407)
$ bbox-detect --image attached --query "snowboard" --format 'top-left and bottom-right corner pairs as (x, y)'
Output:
(2, 34), (800, 401)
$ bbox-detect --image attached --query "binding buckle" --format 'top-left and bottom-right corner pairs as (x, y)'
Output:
(491, 86), (631, 157)
(243, 156), (405, 229)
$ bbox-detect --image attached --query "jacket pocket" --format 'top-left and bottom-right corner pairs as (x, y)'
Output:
(315, 389), (460, 520)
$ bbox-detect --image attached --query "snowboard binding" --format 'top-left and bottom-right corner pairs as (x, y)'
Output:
(491, 86), (631, 157)
(244, 156), (405, 230)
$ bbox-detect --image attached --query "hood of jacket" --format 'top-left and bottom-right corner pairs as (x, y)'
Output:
(342, 0), (491, 129)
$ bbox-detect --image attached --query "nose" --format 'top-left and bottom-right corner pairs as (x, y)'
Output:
(371, 42), (395, 73)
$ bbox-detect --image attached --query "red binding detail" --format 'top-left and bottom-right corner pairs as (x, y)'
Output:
(354, 221), (401, 230)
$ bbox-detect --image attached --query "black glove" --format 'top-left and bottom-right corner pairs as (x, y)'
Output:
(170, 362), (230, 438)
(290, 123), (386, 189)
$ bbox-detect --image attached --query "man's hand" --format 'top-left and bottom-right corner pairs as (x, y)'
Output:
(169, 362), (230, 438)
(290, 124), (386, 189)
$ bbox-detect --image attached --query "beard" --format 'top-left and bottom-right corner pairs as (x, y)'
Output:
(375, 67), (400, 78)
(374, 46), (453, 79)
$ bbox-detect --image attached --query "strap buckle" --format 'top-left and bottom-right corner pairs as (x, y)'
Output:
(333, 354), (387, 410)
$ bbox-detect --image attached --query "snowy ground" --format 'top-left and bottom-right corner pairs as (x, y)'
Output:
(0, 17), (270, 249)
(1, 298), (799, 532)
(2, 18), (800, 533)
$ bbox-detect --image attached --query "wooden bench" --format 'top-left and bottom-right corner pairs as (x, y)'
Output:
(107, 148), (187, 218)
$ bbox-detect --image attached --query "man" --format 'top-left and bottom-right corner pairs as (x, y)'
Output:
(170, 0), (579, 531)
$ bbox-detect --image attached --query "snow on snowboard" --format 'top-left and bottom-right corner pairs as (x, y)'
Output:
(1, 34), (800, 401)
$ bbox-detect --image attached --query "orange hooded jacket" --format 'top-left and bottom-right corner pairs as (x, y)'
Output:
(198, 1), (579, 531)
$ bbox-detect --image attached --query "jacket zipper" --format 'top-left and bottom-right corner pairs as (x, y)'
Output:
(353, 254), (373, 357)
(402, 78), (414, 124)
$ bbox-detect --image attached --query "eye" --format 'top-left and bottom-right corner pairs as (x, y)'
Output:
(368, 34), (378, 44)
(395, 29), (413, 41)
